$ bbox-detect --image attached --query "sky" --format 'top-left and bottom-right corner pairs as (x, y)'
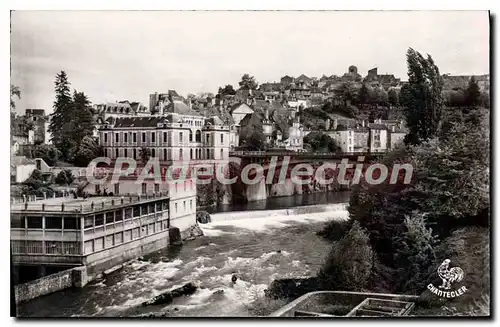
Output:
(10, 10), (490, 114)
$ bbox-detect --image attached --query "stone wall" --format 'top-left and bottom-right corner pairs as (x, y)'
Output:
(14, 266), (87, 304)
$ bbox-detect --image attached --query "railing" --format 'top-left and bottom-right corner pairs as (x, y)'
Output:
(11, 192), (170, 213)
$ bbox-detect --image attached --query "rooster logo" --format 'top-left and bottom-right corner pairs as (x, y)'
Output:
(437, 259), (464, 290)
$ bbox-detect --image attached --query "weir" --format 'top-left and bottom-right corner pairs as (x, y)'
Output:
(209, 203), (349, 223)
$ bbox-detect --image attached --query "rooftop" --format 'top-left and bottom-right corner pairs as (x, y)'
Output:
(11, 192), (169, 214)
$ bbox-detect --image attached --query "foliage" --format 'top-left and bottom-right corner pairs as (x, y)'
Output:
(400, 48), (444, 145)
(317, 219), (352, 242)
(334, 82), (358, 108)
(238, 74), (258, 90)
(23, 169), (45, 191)
(10, 85), (21, 111)
(218, 84), (237, 96)
(464, 77), (481, 107)
(303, 131), (341, 152)
(55, 169), (75, 186)
(49, 71), (73, 150)
(318, 221), (374, 291)
(73, 136), (100, 167)
(240, 129), (266, 151)
(388, 89), (399, 106)
(48, 71), (96, 164)
(393, 212), (437, 293)
(28, 144), (62, 167)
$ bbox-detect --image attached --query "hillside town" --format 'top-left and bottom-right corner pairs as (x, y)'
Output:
(11, 66), (490, 181)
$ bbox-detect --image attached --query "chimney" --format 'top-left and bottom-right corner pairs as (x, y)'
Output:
(325, 118), (331, 130)
(265, 107), (269, 120)
(333, 118), (338, 130)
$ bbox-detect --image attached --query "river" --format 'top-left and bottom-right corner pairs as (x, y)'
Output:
(17, 193), (350, 317)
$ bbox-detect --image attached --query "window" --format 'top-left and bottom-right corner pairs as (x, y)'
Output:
(206, 134), (210, 143)
(115, 133), (119, 143)
(179, 132), (183, 143)
(221, 133), (224, 144)
(163, 132), (167, 143)
(95, 214), (104, 226)
(179, 149), (183, 160)
(45, 216), (62, 229)
(175, 203), (178, 213)
(84, 216), (94, 228)
(142, 132), (146, 143)
(155, 183), (160, 193)
(206, 149), (210, 159)
(189, 131), (193, 142)
(149, 203), (155, 214)
(196, 130), (201, 142)
(104, 133), (108, 143)
(133, 133), (137, 143)
(63, 242), (80, 255)
(190, 200), (193, 210)
(124, 149), (128, 158)
(27, 216), (42, 229)
(114, 183), (119, 195)
(151, 148), (155, 157)
(11, 215), (25, 228)
(220, 149), (224, 159)
(115, 232), (123, 244)
(116, 209), (124, 221)
(151, 132), (156, 143)
(115, 148), (119, 158)
(133, 149), (137, 159)
(183, 201), (186, 211)
(163, 148), (167, 161)
(190, 148), (193, 160)
(124, 133), (128, 143)
(133, 205), (140, 217)
(142, 183), (147, 194)
(106, 212), (114, 224)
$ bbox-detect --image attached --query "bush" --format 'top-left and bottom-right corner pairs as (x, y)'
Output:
(317, 219), (352, 242)
(318, 221), (373, 291)
(393, 212), (437, 293)
(55, 169), (75, 186)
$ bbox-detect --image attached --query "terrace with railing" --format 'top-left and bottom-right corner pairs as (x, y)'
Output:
(11, 192), (169, 214)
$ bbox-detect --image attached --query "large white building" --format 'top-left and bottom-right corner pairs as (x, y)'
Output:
(327, 118), (406, 153)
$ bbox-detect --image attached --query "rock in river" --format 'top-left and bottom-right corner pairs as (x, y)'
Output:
(141, 282), (198, 307)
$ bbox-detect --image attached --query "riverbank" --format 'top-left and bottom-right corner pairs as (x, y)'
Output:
(17, 203), (349, 317)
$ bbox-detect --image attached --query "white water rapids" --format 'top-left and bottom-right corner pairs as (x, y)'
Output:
(18, 203), (349, 317)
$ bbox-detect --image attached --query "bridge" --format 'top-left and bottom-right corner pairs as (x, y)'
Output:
(229, 150), (385, 162)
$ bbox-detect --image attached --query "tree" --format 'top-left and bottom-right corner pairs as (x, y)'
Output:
(49, 70), (74, 150)
(218, 84), (237, 96)
(334, 82), (358, 108)
(303, 132), (341, 152)
(238, 74), (258, 91)
(73, 136), (100, 167)
(400, 48), (444, 145)
(55, 169), (75, 186)
(139, 147), (151, 164)
(10, 85), (21, 111)
(356, 83), (370, 106)
(29, 144), (62, 167)
(318, 221), (374, 291)
(241, 130), (266, 150)
(71, 91), (95, 145)
(464, 77), (481, 107)
(393, 212), (437, 293)
(388, 89), (399, 107)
